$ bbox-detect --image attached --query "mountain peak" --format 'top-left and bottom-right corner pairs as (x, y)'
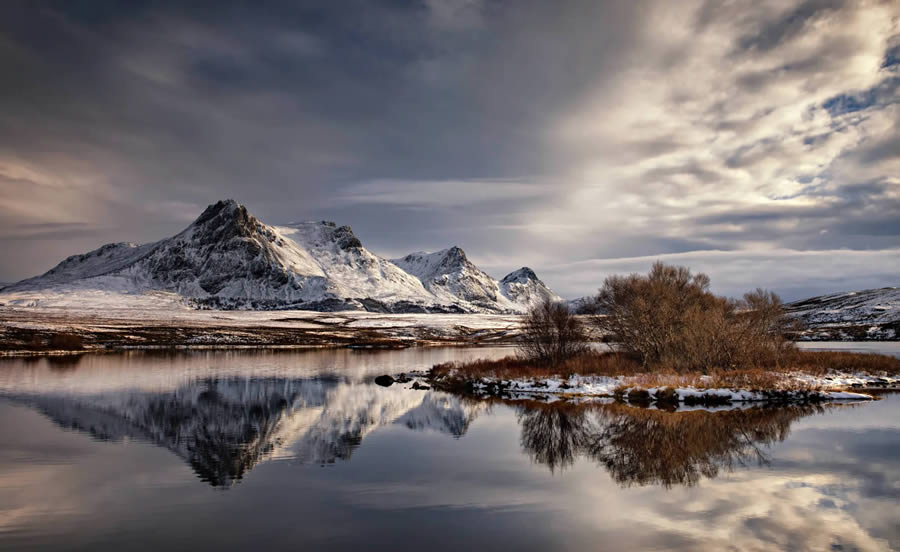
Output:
(501, 267), (538, 284)
(193, 199), (242, 225)
(442, 246), (467, 262)
(187, 199), (268, 246)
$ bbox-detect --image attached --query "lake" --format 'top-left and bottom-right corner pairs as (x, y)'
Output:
(0, 344), (898, 551)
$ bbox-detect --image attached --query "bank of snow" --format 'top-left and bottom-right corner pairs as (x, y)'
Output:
(429, 371), (898, 403)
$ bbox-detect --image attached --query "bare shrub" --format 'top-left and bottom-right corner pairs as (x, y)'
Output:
(593, 261), (793, 372)
(518, 297), (588, 367)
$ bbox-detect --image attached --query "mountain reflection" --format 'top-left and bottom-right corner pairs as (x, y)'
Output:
(518, 401), (829, 487)
(6, 377), (483, 487)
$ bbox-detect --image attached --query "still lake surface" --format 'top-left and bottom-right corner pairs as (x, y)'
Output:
(0, 343), (898, 551)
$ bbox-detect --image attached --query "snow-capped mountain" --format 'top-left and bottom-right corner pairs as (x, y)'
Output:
(786, 287), (900, 340)
(1, 199), (558, 313)
(499, 267), (558, 309)
(391, 247), (559, 313)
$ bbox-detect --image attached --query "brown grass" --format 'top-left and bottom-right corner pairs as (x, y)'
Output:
(49, 333), (84, 350)
(431, 350), (644, 381)
(779, 350), (900, 375)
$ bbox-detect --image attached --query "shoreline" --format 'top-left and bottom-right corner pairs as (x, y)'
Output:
(424, 366), (900, 405)
(425, 374), (894, 404)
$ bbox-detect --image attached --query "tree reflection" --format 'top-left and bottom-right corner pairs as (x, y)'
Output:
(517, 401), (827, 488)
(518, 404), (594, 473)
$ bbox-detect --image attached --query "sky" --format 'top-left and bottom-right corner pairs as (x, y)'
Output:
(0, 0), (898, 301)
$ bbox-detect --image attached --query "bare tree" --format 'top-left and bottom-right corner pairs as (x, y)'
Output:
(593, 262), (793, 371)
(518, 297), (588, 366)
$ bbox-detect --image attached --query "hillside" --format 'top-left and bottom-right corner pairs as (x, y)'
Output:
(786, 287), (900, 340)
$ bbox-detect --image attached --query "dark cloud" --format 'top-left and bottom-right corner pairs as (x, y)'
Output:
(733, 0), (846, 54)
(0, 0), (897, 299)
(882, 42), (900, 69)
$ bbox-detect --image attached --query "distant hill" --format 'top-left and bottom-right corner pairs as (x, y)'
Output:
(786, 287), (900, 341)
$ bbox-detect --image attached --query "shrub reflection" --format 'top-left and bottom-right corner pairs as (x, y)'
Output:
(518, 401), (828, 487)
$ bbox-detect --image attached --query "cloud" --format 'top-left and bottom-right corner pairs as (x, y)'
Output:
(539, 248), (900, 300)
(0, 0), (897, 300)
(332, 179), (551, 208)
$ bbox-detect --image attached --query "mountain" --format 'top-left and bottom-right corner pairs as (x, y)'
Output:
(1, 199), (559, 313)
(499, 267), (557, 309)
(391, 247), (558, 313)
(786, 287), (900, 340)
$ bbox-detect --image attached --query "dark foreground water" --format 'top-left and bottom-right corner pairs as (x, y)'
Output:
(0, 346), (898, 551)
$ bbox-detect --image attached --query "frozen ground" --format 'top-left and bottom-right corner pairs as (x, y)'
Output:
(786, 286), (900, 341)
(0, 303), (527, 353)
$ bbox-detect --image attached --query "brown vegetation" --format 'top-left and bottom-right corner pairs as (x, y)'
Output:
(518, 297), (588, 366)
(593, 262), (795, 372)
(49, 332), (84, 350)
(780, 350), (900, 375)
(9, 331), (85, 351)
(431, 350), (643, 381)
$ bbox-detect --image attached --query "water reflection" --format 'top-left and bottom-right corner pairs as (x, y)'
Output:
(3, 371), (837, 489)
(519, 402), (829, 487)
(4, 377), (484, 486)
(0, 350), (898, 551)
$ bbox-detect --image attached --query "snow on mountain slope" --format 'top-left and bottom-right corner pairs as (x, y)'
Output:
(391, 247), (514, 311)
(11, 242), (158, 287)
(1, 199), (559, 313)
(278, 221), (432, 308)
(499, 267), (559, 308)
(392, 248), (560, 312)
(786, 287), (900, 340)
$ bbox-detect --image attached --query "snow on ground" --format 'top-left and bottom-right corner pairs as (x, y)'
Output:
(787, 287), (900, 326)
(449, 371), (898, 403)
(0, 302), (527, 352)
(0, 303), (522, 331)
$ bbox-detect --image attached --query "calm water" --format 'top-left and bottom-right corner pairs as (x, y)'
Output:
(0, 345), (898, 551)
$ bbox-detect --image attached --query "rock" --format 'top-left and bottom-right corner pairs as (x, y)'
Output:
(374, 375), (395, 387)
